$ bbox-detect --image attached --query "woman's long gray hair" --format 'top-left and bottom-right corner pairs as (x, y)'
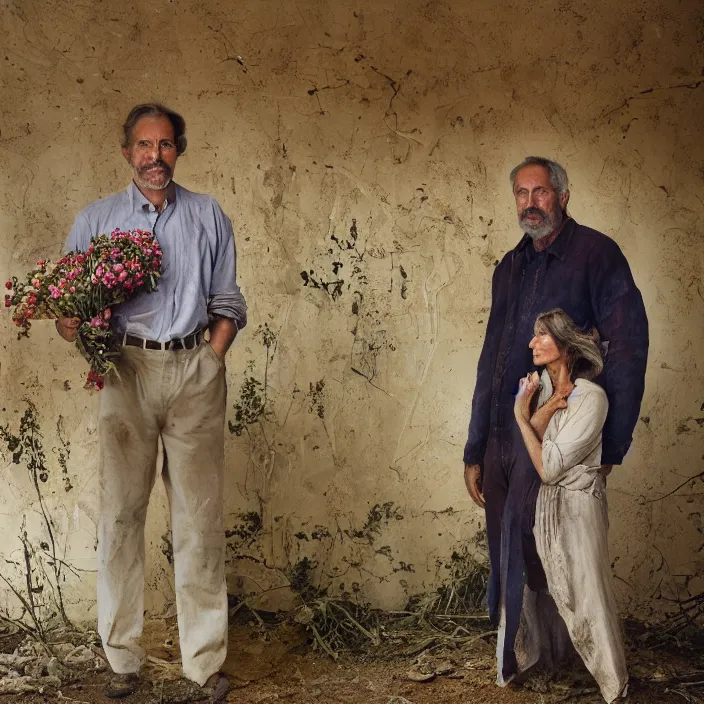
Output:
(534, 308), (604, 380)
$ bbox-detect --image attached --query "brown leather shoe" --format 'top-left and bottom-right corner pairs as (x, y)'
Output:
(202, 673), (229, 702)
(105, 672), (140, 698)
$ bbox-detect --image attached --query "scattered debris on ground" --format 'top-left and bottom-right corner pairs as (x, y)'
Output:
(1, 608), (703, 703)
(0, 625), (105, 697)
(1, 536), (702, 702)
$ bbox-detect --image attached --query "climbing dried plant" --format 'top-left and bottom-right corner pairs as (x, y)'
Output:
(0, 403), (73, 632)
(229, 324), (279, 439)
(228, 369), (267, 438)
(0, 518), (52, 645)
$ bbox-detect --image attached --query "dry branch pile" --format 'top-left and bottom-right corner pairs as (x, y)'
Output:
(0, 626), (105, 696)
(285, 548), (493, 660)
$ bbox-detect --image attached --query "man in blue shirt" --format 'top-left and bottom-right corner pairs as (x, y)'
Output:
(463, 156), (648, 686)
(56, 103), (246, 701)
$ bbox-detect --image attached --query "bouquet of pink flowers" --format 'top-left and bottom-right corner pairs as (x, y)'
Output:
(5, 229), (162, 390)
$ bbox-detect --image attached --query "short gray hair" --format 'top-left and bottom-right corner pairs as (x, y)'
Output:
(510, 156), (569, 195)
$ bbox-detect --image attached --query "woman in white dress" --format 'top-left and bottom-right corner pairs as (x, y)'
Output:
(512, 308), (628, 703)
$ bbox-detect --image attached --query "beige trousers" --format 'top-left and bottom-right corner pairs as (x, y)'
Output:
(97, 341), (227, 686)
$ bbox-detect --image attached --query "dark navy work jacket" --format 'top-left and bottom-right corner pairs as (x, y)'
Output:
(464, 217), (649, 467)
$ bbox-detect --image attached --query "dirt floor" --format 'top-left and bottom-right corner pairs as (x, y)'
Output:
(1, 617), (702, 704)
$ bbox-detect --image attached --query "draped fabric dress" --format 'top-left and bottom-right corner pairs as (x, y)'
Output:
(499, 372), (628, 703)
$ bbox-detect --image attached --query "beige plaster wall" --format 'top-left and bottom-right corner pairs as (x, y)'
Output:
(1, 0), (703, 623)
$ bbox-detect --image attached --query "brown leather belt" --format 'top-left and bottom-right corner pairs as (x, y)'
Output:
(123, 330), (203, 351)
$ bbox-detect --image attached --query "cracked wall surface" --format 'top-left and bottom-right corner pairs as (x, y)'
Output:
(1, 0), (703, 622)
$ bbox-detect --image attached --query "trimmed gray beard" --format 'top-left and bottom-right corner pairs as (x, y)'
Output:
(519, 207), (561, 241)
(134, 173), (172, 191)
(132, 162), (173, 192)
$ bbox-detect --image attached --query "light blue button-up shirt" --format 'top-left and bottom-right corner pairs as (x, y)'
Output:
(65, 182), (247, 342)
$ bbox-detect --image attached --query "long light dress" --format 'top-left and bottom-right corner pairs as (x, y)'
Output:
(511, 372), (628, 702)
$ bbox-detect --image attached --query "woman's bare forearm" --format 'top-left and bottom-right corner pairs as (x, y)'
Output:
(530, 397), (562, 440)
(530, 407), (552, 440)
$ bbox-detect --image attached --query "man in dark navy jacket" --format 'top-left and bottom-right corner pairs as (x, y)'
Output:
(463, 156), (648, 684)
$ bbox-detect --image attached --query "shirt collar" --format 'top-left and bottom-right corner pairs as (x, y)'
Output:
(126, 181), (177, 214)
(515, 216), (576, 261)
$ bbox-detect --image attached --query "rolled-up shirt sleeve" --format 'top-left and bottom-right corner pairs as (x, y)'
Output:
(541, 389), (608, 485)
(208, 200), (247, 331)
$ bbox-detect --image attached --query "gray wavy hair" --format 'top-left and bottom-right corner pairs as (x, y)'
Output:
(534, 308), (603, 380)
(510, 156), (569, 196)
(121, 103), (187, 155)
